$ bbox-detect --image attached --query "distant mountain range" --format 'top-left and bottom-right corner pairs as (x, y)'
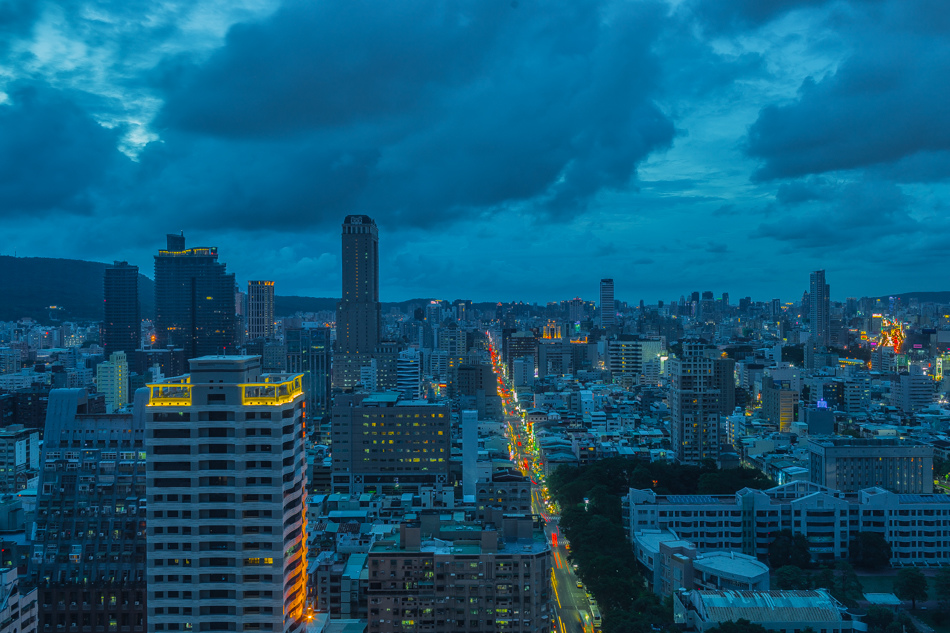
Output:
(0, 256), (155, 322)
(0, 256), (486, 324)
(8, 255), (943, 324)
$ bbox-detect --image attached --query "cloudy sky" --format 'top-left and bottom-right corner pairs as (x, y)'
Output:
(2, 0), (948, 304)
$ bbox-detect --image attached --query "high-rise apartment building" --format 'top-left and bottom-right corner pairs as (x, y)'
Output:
(102, 261), (140, 357)
(145, 356), (308, 631)
(761, 377), (798, 432)
(334, 216), (381, 390)
(247, 281), (276, 341)
(607, 337), (664, 379)
(599, 279), (615, 328)
(31, 388), (148, 631)
(330, 393), (450, 495)
(396, 348), (423, 400)
(809, 270), (830, 347)
(567, 297), (586, 323)
(154, 233), (237, 360)
(670, 340), (721, 464)
(506, 332), (539, 378)
(97, 351), (129, 413)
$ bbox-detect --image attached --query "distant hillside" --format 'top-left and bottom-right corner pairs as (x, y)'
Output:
(275, 296), (338, 315)
(0, 256), (154, 322)
(274, 297), (498, 317)
(275, 296), (443, 316)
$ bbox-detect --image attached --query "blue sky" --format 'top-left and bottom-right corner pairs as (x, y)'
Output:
(1, 0), (948, 304)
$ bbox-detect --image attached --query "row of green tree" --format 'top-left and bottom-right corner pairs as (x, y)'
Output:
(547, 457), (775, 508)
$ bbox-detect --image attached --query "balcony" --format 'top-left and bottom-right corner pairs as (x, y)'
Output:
(241, 376), (304, 406)
(147, 378), (192, 407)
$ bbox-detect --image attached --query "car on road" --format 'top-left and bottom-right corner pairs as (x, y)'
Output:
(576, 581), (583, 589)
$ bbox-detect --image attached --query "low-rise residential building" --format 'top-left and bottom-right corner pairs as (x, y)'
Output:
(625, 481), (950, 566)
(366, 514), (551, 633)
(633, 530), (769, 596)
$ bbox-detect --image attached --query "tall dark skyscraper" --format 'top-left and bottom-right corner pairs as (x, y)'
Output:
(154, 233), (236, 359)
(333, 215), (381, 389)
(809, 269), (830, 347)
(600, 278), (615, 328)
(102, 261), (140, 357)
(286, 325), (332, 415)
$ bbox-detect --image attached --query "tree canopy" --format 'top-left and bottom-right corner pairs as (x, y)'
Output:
(768, 529), (812, 569)
(849, 532), (892, 570)
(894, 567), (929, 609)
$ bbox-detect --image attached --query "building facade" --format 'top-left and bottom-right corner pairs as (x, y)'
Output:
(809, 270), (830, 347)
(97, 351), (129, 413)
(330, 393), (450, 495)
(366, 515), (551, 633)
(247, 281), (276, 341)
(0, 424), (38, 494)
(102, 261), (140, 358)
(625, 481), (950, 566)
(599, 279), (615, 328)
(395, 349), (422, 400)
(145, 356), (308, 632)
(807, 437), (933, 494)
(670, 340), (721, 464)
(285, 326), (332, 416)
(334, 216), (381, 390)
(154, 233), (237, 360)
(607, 338), (663, 380)
(30, 388), (148, 632)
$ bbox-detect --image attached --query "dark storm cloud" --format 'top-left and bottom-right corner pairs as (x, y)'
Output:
(756, 178), (918, 248)
(149, 0), (675, 228)
(684, 0), (836, 31)
(0, 82), (127, 214)
(0, 0), (39, 47)
(747, 0), (950, 181)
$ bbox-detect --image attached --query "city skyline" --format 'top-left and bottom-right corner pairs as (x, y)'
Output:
(1, 0), (948, 303)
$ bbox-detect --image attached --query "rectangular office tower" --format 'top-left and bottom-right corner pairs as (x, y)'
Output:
(600, 278), (615, 328)
(102, 261), (140, 357)
(31, 388), (148, 632)
(248, 281), (276, 341)
(330, 393), (450, 494)
(333, 216), (381, 390)
(285, 326), (332, 415)
(154, 233), (237, 360)
(809, 269), (830, 347)
(145, 356), (308, 632)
